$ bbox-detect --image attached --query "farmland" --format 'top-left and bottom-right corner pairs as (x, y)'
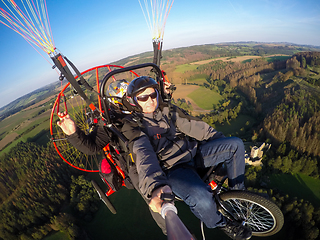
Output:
(0, 98), (53, 154)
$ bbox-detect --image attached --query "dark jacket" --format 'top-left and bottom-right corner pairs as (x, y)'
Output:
(121, 104), (224, 199)
(67, 124), (110, 155)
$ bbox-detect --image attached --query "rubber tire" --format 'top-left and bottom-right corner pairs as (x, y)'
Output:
(219, 190), (284, 237)
(91, 180), (117, 214)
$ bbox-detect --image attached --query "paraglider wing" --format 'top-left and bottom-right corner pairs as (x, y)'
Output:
(0, 0), (55, 62)
(138, 0), (174, 66)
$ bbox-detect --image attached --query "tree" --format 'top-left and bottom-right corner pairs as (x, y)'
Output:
(69, 175), (99, 217)
(277, 142), (287, 155)
(301, 158), (317, 176)
(301, 56), (307, 68)
(281, 156), (292, 173)
(305, 227), (319, 240)
(283, 202), (294, 214)
(273, 156), (282, 170)
(286, 56), (300, 70)
(291, 160), (303, 174)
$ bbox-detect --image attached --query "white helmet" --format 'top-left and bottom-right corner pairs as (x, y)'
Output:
(106, 79), (129, 110)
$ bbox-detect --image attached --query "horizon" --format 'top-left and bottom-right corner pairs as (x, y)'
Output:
(1, 40), (319, 112)
(1, 0), (320, 109)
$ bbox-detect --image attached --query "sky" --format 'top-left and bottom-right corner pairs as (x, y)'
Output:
(0, 0), (320, 109)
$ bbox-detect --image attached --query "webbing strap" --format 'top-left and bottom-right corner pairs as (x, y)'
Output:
(64, 56), (95, 93)
(51, 53), (100, 118)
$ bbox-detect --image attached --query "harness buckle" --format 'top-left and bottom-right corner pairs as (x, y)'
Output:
(154, 134), (161, 140)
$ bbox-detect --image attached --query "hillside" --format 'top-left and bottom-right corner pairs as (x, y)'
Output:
(1, 42), (319, 118)
(0, 81), (63, 120)
(179, 50), (320, 157)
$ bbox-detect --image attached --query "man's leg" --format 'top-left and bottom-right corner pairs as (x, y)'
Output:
(167, 166), (225, 228)
(196, 138), (253, 240)
(197, 137), (246, 190)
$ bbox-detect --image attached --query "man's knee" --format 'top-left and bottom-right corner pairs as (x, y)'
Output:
(184, 188), (214, 209)
(228, 136), (244, 149)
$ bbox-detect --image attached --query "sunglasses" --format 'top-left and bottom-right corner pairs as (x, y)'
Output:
(136, 91), (158, 102)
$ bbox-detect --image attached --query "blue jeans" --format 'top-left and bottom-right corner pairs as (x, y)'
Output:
(166, 137), (245, 228)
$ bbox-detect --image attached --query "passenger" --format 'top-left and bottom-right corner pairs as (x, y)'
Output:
(121, 76), (252, 240)
(56, 79), (130, 153)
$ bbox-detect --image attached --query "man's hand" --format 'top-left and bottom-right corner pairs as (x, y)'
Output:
(57, 112), (77, 135)
(163, 82), (171, 95)
(149, 185), (173, 213)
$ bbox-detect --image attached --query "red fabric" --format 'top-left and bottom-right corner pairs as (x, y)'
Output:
(101, 159), (111, 174)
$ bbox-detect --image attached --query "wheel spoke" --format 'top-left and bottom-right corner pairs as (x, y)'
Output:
(223, 198), (276, 233)
(219, 191), (284, 236)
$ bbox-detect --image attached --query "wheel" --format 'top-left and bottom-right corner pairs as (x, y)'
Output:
(91, 180), (117, 214)
(219, 190), (284, 237)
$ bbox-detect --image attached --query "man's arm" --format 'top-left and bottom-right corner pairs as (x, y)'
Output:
(67, 126), (110, 155)
(173, 106), (225, 141)
(132, 134), (170, 199)
(122, 120), (170, 200)
(57, 112), (109, 155)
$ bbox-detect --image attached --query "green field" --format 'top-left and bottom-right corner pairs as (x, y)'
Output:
(0, 107), (42, 134)
(187, 87), (223, 109)
(242, 55), (291, 64)
(0, 107), (51, 155)
(186, 77), (207, 85)
(73, 174), (230, 240)
(43, 231), (69, 240)
(48, 170), (290, 240)
(174, 64), (199, 73)
(81, 180), (166, 240)
(269, 173), (320, 207)
(265, 56), (291, 62)
(213, 114), (257, 136)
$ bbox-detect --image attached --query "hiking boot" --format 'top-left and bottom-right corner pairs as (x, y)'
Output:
(219, 220), (252, 240)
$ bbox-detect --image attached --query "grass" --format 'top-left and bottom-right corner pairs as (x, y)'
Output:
(241, 55), (291, 64)
(213, 114), (257, 136)
(43, 231), (69, 240)
(81, 184), (166, 240)
(15, 116), (48, 135)
(0, 107), (41, 135)
(20, 119), (49, 141)
(265, 56), (291, 62)
(82, 174), (226, 240)
(0, 114), (26, 134)
(80, 170), (288, 240)
(174, 64), (198, 73)
(1, 120), (49, 154)
(0, 111), (50, 155)
(187, 87), (223, 110)
(186, 77), (207, 85)
(242, 59), (254, 63)
(79, 173), (232, 240)
(269, 173), (320, 207)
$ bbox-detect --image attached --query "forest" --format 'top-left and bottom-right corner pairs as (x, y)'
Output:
(196, 52), (320, 174)
(189, 51), (320, 239)
(0, 142), (100, 240)
(1, 44), (320, 239)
